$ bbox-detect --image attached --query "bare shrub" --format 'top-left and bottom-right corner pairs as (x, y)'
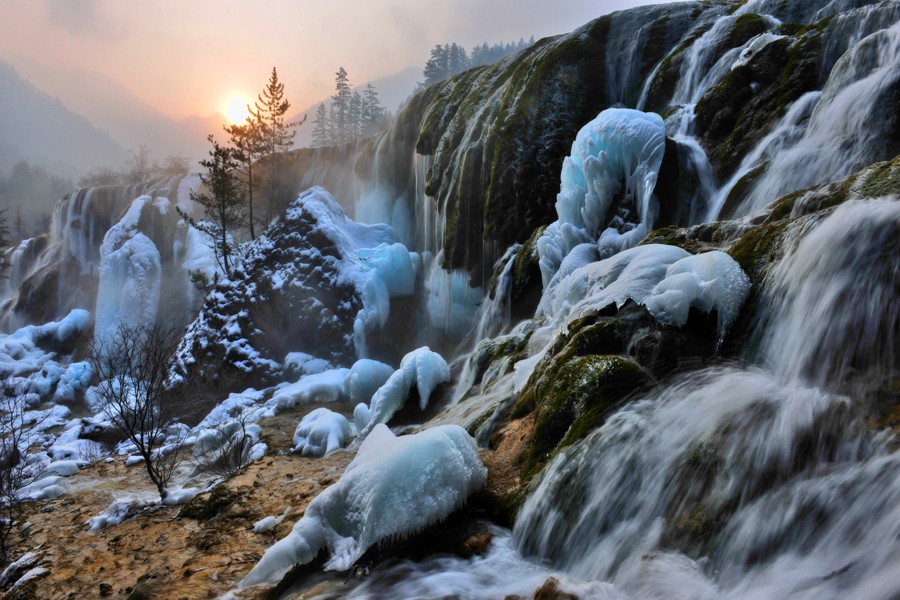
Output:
(91, 324), (186, 501)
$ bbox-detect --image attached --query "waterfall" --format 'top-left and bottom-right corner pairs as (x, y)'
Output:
(723, 20), (900, 218)
(512, 197), (899, 599)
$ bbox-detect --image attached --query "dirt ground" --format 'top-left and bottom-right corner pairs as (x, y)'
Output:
(3, 404), (355, 600)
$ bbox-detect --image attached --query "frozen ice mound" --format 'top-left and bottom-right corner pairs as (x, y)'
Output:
(358, 347), (450, 437)
(539, 108), (666, 285)
(540, 244), (751, 338)
(292, 407), (352, 457)
(242, 424), (486, 586)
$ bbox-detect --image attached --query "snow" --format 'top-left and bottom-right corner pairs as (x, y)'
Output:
(540, 244), (751, 338)
(253, 507), (292, 533)
(87, 497), (150, 532)
(292, 408), (352, 457)
(162, 487), (200, 505)
(359, 347), (451, 437)
(52, 361), (93, 403)
(538, 108), (666, 285)
(37, 460), (83, 478)
(242, 424), (486, 586)
(344, 359), (394, 406)
(21, 475), (70, 500)
(283, 352), (332, 378)
(265, 368), (350, 413)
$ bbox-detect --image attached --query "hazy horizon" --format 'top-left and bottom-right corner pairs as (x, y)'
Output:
(1, 0), (677, 121)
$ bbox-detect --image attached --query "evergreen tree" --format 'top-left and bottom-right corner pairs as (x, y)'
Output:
(361, 83), (385, 136)
(0, 209), (8, 274)
(249, 67), (305, 221)
(349, 91), (363, 141)
(177, 136), (243, 276)
(224, 118), (265, 240)
(14, 207), (24, 244)
(312, 103), (329, 147)
(332, 67), (352, 145)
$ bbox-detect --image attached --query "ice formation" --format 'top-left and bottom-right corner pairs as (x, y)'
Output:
(87, 498), (151, 532)
(253, 507), (292, 533)
(344, 359), (394, 406)
(358, 347), (450, 437)
(265, 368), (350, 412)
(242, 424), (486, 586)
(292, 407), (352, 457)
(540, 244), (750, 338)
(94, 196), (166, 350)
(538, 108), (666, 285)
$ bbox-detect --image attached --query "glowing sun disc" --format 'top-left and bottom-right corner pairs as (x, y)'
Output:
(224, 95), (250, 124)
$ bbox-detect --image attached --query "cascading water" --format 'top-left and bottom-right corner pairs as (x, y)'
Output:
(728, 22), (900, 217)
(512, 197), (899, 599)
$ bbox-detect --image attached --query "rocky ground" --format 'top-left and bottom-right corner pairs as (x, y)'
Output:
(3, 405), (355, 600)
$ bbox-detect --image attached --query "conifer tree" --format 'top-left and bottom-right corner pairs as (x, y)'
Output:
(361, 83), (385, 136)
(312, 103), (329, 147)
(332, 67), (352, 145)
(249, 67), (306, 220)
(224, 118), (265, 239)
(177, 136), (243, 276)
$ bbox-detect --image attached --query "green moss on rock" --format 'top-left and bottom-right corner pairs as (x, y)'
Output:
(521, 355), (651, 479)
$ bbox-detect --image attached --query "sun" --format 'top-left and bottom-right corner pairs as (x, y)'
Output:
(223, 94), (251, 124)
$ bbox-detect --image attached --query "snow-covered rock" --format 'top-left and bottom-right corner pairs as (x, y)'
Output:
(540, 244), (750, 338)
(538, 108), (667, 284)
(292, 408), (352, 457)
(265, 368), (350, 412)
(344, 358), (394, 406)
(358, 347), (451, 437)
(242, 424), (486, 586)
(87, 497), (150, 532)
(172, 187), (418, 391)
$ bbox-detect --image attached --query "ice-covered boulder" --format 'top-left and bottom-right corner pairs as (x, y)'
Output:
(172, 187), (418, 391)
(292, 408), (352, 456)
(242, 424), (486, 586)
(344, 358), (394, 406)
(538, 108), (666, 285)
(358, 347), (451, 437)
(265, 368), (350, 413)
(540, 244), (750, 339)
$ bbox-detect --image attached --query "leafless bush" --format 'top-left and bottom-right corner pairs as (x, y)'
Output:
(90, 324), (187, 501)
(0, 378), (44, 564)
(192, 413), (257, 478)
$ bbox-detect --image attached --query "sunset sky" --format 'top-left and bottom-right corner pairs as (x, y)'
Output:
(0, 0), (673, 119)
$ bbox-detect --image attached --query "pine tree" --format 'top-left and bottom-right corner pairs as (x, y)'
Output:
(332, 67), (352, 145)
(224, 118), (265, 240)
(0, 209), (8, 274)
(249, 67), (306, 221)
(13, 207), (24, 244)
(312, 103), (329, 147)
(177, 136), (243, 276)
(361, 83), (385, 136)
(348, 91), (363, 141)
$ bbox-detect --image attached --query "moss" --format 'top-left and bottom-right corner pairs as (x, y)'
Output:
(510, 226), (545, 304)
(512, 317), (631, 418)
(696, 28), (822, 179)
(521, 355), (651, 479)
(727, 219), (790, 283)
(178, 487), (238, 522)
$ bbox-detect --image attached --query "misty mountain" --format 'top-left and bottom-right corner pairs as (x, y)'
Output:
(0, 60), (127, 180)
(6, 56), (225, 166)
(290, 66), (421, 147)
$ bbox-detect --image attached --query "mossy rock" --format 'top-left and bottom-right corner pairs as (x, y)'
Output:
(521, 355), (651, 479)
(696, 29), (822, 179)
(727, 219), (791, 284)
(178, 487), (239, 522)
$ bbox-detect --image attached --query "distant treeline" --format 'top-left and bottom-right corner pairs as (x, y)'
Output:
(0, 161), (71, 242)
(311, 68), (391, 148)
(422, 38), (535, 87)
